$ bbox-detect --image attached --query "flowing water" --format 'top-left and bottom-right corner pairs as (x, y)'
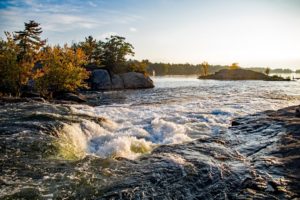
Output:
(1, 77), (300, 199)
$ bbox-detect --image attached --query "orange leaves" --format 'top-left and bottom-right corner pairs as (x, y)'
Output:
(35, 45), (89, 97)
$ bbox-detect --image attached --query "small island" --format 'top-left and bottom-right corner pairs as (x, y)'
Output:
(198, 64), (290, 81)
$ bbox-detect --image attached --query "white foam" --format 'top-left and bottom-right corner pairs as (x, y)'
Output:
(58, 107), (193, 159)
(90, 136), (152, 159)
(150, 118), (191, 144)
(58, 79), (300, 160)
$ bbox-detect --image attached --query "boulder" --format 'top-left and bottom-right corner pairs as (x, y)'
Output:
(111, 74), (124, 89)
(91, 69), (112, 90)
(120, 72), (154, 89)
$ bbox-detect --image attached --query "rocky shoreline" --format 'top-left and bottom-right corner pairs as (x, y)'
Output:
(97, 105), (300, 199)
(1, 99), (299, 199)
(0, 70), (155, 105)
(228, 105), (300, 198)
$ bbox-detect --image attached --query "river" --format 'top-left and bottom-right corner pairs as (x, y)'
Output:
(1, 77), (300, 199)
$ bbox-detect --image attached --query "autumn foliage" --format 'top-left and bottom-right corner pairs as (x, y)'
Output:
(35, 46), (89, 97)
(0, 20), (142, 98)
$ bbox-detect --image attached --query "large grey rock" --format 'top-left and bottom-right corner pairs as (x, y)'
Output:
(120, 72), (154, 89)
(111, 75), (124, 89)
(91, 69), (112, 90)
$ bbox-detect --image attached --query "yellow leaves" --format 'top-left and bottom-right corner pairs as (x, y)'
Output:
(229, 63), (240, 70)
(201, 61), (209, 76)
(35, 45), (89, 97)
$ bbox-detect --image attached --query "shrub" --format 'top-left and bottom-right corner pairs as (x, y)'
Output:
(35, 45), (89, 97)
(0, 33), (21, 95)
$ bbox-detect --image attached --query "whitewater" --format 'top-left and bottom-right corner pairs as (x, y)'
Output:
(60, 77), (300, 159)
(1, 77), (300, 199)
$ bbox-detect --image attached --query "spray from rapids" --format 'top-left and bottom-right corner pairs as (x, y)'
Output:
(56, 105), (192, 160)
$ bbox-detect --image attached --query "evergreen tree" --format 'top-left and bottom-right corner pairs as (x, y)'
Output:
(265, 67), (270, 76)
(78, 36), (103, 65)
(12, 20), (46, 94)
(14, 20), (46, 61)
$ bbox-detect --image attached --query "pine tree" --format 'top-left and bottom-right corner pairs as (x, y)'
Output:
(265, 67), (270, 76)
(13, 20), (46, 94)
(78, 36), (103, 65)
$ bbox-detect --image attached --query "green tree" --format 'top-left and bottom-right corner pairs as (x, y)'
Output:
(35, 45), (89, 98)
(127, 59), (149, 74)
(14, 20), (46, 58)
(229, 63), (240, 70)
(102, 35), (134, 73)
(265, 67), (270, 76)
(77, 36), (103, 65)
(200, 61), (209, 76)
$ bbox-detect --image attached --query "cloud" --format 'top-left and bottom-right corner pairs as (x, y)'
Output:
(130, 27), (137, 32)
(0, 0), (142, 31)
(0, 0), (143, 45)
(98, 32), (119, 40)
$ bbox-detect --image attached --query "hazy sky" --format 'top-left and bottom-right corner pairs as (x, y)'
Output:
(0, 0), (300, 69)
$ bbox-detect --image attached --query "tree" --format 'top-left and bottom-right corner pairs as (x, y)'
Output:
(127, 59), (149, 74)
(35, 45), (89, 97)
(13, 20), (46, 94)
(200, 61), (209, 76)
(229, 63), (240, 70)
(265, 67), (270, 76)
(0, 32), (20, 95)
(102, 35), (134, 73)
(14, 20), (46, 58)
(77, 36), (103, 65)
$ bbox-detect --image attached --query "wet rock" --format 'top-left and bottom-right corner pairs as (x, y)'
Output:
(120, 72), (154, 89)
(296, 107), (300, 117)
(91, 69), (112, 90)
(55, 93), (87, 103)
(30, 97), (47, 102)
(231, 120), (241, 126)
(9, 188), (41, 199)
(0, 97), (29, 103)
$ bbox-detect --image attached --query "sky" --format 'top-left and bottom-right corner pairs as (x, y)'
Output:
(0, 0), (300, 69)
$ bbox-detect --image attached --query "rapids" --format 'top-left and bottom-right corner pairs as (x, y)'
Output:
(1, 77), (300, 199)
